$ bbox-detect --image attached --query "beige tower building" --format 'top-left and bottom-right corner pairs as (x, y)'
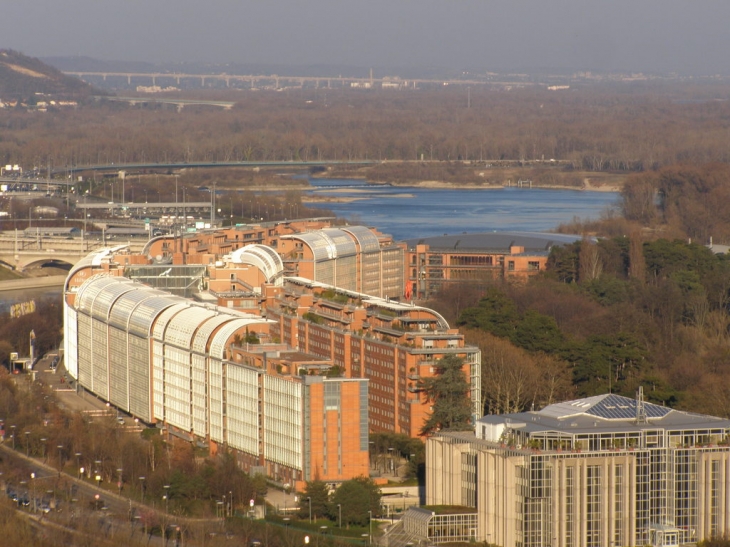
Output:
(425, 393), (730, 547)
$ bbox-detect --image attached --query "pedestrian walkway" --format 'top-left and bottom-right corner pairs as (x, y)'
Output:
(379, 519), (424, 547)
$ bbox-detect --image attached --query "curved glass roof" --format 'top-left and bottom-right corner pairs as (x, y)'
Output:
(165, 306), (218, 348)
(75, 273), (114, 313)
(128, 294), (183, 336)
(292, 231), (337, 261)
(108, 288), (173, 331)
(209, 318), (266, 359)
(152, 303), (191, 341)
(321, 229), (357, 257)
(192, 315), (238, 353)
(64, 247), (126, 293)
(90, 278), (138, 320)
(341, 226), (380, 253)
(229, 244), (284, 284)
(288, 229), (356, 262)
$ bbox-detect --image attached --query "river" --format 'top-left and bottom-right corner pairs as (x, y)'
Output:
(0, 180), (618, 307)
(304, 178), (619, 240)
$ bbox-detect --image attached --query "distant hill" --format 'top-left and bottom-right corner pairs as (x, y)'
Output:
(0, 49), (101, 101)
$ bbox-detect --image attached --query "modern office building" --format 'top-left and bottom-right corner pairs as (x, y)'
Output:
(63, 252), (369, 489)
(403, 232), (584, 298)
(143, 219), (404, 299)
(62, 224), (480, 484)
(426, 391), (730, 547)
(262, 276), (481, 437)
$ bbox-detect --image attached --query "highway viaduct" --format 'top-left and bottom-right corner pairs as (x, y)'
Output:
(0, 236), (147, 272)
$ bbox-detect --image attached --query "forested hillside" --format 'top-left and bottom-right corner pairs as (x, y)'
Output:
(0, 49), (98, 102)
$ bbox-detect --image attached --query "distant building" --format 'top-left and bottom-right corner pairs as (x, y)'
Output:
(426, 392), (730, 547)
(403, 232), (583, 299)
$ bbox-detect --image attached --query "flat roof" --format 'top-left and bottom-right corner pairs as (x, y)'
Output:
(403, 231), (585, 253)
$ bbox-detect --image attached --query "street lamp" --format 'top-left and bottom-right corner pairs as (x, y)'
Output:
(229, 490), (233, 517)
(116, 468), (123, 496)
(30, 473), (36, 513)
(368, 510), (372, 545)
(337, 503), (342, 528)
(24, 431), (30, 456)
(163, 484), (170, 513)
(57, 445), (64, 470)
(40, 438), (47, 462)
(139, 476), (146, 504)
(10, 425), (15, 449)
(75, 453), (82, 479)
(307, 496), (312, 523)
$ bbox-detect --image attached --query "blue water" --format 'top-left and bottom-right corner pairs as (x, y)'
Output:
(304, 178), (619, 240)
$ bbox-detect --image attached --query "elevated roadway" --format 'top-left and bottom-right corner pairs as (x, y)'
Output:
(68, 70), (494, 89)
(0, 235), (147, 271)
(52, 158), (377, 176)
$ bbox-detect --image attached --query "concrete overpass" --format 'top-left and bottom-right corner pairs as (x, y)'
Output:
(0, 235), (147, 271)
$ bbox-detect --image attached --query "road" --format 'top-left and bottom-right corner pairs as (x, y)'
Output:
(0, 355), (229, 546)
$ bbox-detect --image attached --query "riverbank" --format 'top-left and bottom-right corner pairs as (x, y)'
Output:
(303, 179), (620, 204)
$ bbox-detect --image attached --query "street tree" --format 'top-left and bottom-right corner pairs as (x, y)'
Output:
(330, 476), (381, 527)
(298, 480), (329, 521)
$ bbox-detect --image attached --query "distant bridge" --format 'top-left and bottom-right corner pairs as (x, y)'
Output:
(67, 71), (493, 90)
(51, 159), (377, 176)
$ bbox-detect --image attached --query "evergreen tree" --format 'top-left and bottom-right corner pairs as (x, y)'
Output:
(298, 480), (329, 521)
(419, 355), (473, 435)
(330, 476), (381, 527)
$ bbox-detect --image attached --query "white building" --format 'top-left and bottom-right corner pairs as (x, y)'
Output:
(426, 392), (730, 547)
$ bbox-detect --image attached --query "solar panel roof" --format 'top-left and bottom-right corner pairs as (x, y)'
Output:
(540, 394), (672, 421)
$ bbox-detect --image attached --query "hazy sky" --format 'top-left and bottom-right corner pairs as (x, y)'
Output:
(5, 1), (730, 74)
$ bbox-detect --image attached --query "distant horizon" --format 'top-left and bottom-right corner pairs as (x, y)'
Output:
(4, 2), (730, 77)
(40, 53), (729, 81)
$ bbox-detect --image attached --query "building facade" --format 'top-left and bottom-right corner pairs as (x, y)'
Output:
(263, 277), (481, 437)
(403, 232), (584, 299)
(427, 392), (730, 547)
(63, 254), (369, 490)
(62, 228), (481, 485)
(143, 219), (404, 299)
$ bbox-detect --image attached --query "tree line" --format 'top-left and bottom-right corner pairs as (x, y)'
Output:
(3, 83), (730, 173)
(428, 233), (730, 418)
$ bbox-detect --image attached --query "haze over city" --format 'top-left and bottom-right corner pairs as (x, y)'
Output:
(5, 0), (730, 75)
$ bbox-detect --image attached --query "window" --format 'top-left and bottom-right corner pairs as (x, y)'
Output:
(528, 261), (540, 271)
(508, 261), (515, 271)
